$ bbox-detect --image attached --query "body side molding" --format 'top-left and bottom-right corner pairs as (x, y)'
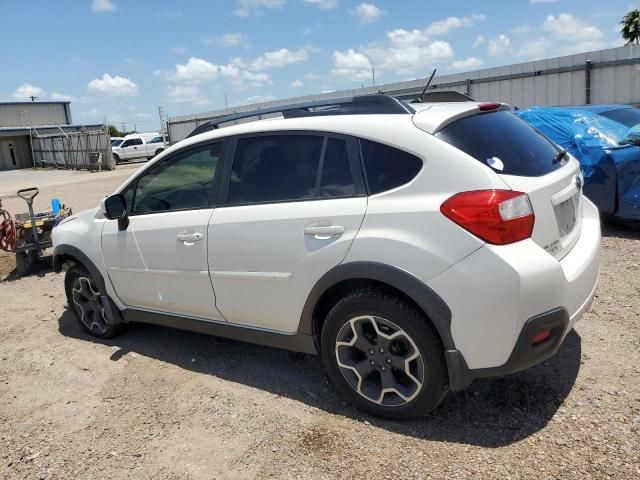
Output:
(124, 309), (317, 354)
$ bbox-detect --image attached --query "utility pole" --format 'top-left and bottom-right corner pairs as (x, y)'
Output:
(224, 93), (228, 110)
(158, 105), (167, 147)
(372, 66), (375, 87)
(121, 122), (126, 133)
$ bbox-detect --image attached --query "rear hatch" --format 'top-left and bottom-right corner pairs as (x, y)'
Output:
(432, 109), (584, 260)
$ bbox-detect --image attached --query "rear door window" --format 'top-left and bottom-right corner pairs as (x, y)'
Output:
(435, 111), (564, 177)
(227, 134), (358, 205)
(360, 139), (422, 194)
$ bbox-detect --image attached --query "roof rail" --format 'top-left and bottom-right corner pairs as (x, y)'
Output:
(187, 94), (415, 138)
(411, 90), (474, 103)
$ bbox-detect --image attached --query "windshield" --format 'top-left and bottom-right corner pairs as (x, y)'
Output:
(599, 108), (640, 128)
(599, 108), (640, 146)
(111, 139), (123, 147)
(436, 111), (565, 177)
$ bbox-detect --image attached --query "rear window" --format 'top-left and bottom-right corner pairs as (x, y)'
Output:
(435, 111), (564, 177)
(360, 139), (422, 194)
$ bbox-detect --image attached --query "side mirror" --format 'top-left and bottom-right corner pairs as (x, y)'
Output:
(103, 193), (129, 230)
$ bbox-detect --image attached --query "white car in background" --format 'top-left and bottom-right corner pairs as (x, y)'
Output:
(52, 94), (600, 419)
(111, 133), (164, 164)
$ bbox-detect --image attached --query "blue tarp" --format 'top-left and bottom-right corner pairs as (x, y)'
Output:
(517, 107), (640, 220)
(516, 107), (630, 180)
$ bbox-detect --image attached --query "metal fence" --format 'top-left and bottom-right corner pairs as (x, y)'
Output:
(31, 126), (115, 170)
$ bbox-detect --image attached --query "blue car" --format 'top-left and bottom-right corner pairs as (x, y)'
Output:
(517, 105), (640, 223)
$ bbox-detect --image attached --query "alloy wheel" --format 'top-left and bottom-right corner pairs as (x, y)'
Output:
(71, 276), (108, 335)
(335, 315), (425, 407)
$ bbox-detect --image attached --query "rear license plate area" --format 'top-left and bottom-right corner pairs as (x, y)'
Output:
(554, 195), (578, 237)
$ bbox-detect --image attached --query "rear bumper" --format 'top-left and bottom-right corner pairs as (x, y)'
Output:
(430, 199), (600, 389)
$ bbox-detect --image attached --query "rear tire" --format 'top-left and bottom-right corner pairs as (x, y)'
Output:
(154, 148), (164, 157)
(64, 265), (125, 339)
(321, 288), (448, 419)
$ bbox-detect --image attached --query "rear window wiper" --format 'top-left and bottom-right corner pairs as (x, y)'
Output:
(553, 149), (568, 164)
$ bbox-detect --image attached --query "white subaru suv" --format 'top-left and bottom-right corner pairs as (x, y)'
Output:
(52, 95), (600, 419)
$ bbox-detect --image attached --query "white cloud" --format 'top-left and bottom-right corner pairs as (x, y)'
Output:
(11, 84), (45, 101)
(241, 95), (275, 105)
(222, 33), (249, 47)
(51, 92), (74, 102)
(511, 24), (531, 34)
(165, 85), (209, 106)
(157, 57), (271, 90)
(290, 79), (304, 88)
(235, 47), (311, 70)
(169, 46), (188, 54)
(87, 74), (138, 96)
(234, 0), (285, 17)
(163, 57), (219, 83)
(541, 13), (606, 55)
(332, 49), (373, 81)
(529, 0), (559, 4)
(473, 35), (485, 47)
(425, 13), (486, 36)
(91, 0), (116, 13)
(543, 13), (604, 42)
(363, 30), (454, 75)
(303, 0), (338, 10)
(450, 57), (483, 70)
(219, 65), (272, 88)
(351, 3), (385, 24)
(515, 38), (552, 58)
(202, 32), (249, 48)
(488, 35), (511, 56)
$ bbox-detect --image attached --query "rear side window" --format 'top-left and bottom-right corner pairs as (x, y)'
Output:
(227, 134), (357, 205)
(360, 139), (422, 194)
(435, 111), (564, 177)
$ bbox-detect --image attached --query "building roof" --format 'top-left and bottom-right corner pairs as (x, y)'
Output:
(0, 101), (71, 106)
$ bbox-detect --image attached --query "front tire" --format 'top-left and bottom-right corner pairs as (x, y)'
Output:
(321, 288), (448, 419)
(64, 265), (125, 339)
(113, 154), (120, 165)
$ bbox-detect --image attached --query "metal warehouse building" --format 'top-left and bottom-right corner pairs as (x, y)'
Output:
(0, 101), (114, 171)
(167, 45), (640, 143)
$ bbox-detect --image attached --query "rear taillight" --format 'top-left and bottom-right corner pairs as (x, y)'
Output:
(440, 190), (534, 245)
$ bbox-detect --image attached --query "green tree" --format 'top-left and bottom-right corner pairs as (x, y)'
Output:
(107, 125), (135, 137)
(620, 9), (640, 45)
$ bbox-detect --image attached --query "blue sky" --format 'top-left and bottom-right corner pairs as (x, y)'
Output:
(0, 0), (634, 130)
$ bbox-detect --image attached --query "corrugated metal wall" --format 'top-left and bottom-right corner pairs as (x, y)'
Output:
(0, 102), (70, 128)
(168, 45), (640, 143)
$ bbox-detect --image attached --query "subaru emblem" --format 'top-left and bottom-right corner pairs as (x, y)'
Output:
(575, 175), (583, 190)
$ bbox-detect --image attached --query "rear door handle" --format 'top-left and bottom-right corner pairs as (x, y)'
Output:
(304, 225), (345, 237)
(177, 232), (204, 243)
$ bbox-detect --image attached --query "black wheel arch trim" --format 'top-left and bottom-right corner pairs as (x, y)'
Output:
(53, 244), (106, 292)
(54, 244), (126, 326)
(299, 261), (455, 350)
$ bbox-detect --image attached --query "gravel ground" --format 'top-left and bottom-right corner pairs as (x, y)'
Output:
(0, 167), (639, 479)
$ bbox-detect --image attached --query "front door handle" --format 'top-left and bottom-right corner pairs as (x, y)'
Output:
(304, 225), (345, 237)
(177, 232), (204, 243)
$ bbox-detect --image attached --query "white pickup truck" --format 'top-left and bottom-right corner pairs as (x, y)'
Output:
(111, 133), (165, 164)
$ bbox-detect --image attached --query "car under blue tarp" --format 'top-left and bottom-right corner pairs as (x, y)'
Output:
(516, 106), (640, 222)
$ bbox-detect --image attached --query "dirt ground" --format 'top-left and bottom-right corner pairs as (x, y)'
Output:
(1, 167), (639, 479)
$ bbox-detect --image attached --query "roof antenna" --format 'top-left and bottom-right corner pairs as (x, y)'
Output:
(416, 69), (437, 103)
